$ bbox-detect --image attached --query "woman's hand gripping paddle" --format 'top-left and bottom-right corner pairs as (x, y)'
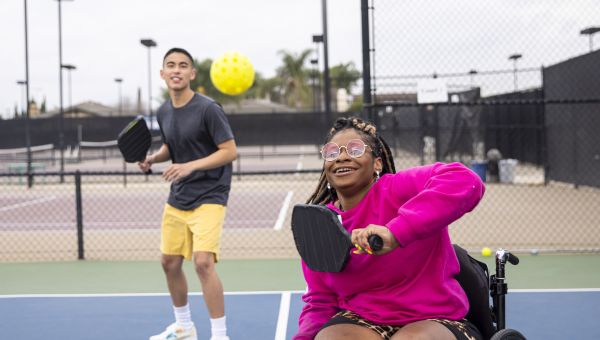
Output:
(291, 204), (383, 272)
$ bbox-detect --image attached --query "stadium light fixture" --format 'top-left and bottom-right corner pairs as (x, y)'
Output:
(508, 54), (522, 91)
(114, 78), (123, 116)
(468, 69), (478, 89)
(140, 38), (157, 130)
(580, 26), (600, 52)
(61, 64), (76, 115)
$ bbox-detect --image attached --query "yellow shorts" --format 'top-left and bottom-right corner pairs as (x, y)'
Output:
(160, 203), (226, 262)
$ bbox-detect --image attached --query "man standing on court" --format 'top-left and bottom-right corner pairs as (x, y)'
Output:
(139, 47), (237, 340)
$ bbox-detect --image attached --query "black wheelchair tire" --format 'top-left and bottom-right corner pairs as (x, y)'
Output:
(490, 328), (527, 340)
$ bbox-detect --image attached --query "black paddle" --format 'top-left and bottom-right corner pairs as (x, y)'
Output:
(117, 116), (153, 174)
(291, 204), (383, 272)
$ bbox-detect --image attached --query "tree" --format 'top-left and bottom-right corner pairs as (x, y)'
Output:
(330, 62), (361, 92)
(161, 58), (245, 105)
(277, 49), (313, 108)
(40, 97), (47, 113)
(244, 73), (282, 103)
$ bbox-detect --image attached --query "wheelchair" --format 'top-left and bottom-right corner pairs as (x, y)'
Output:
(453, 244), (527, 340)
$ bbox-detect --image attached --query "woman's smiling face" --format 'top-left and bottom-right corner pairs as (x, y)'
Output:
(324, 129), (382, 195)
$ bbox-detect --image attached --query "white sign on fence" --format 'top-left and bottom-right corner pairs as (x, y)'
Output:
(417, 78), (448, 104)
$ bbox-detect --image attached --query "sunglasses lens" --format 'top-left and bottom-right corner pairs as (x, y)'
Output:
(346, 140), (366, 157)
(322, 143), (340, 161)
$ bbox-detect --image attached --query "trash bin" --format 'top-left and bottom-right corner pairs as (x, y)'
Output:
(498, 159), (518, 184)
(486, 149), (502, 183)
(469, 160), (488, 182)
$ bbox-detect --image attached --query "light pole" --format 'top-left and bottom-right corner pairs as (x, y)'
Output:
(61, 64), (76, 114)
(140, 38), (157, 130)
(580, 27), (600, 52)
(312, 34), (323, 112)
(23, 0), (33, 188)
(321, 0), (332, 123)
(114, 78), (123, 116)
(56, 0), (73, 183)
(508, 53), (522, 92)
(360, 0), (378, 127)
(16, 80), (27, 117)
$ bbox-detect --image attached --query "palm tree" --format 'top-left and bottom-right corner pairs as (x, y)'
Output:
(277, 49), (313, 108)
(246, 73), (282, 103)
(160, 58), (242, 104)
(330, 62), (361, 92)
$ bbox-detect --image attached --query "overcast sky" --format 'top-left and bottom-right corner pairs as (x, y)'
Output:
(1, 0), (598, 119)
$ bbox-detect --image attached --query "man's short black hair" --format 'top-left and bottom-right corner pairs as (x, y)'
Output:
(163, 47), (194, 65)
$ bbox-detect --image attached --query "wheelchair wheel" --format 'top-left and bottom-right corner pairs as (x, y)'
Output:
(490, 328), (527, 340)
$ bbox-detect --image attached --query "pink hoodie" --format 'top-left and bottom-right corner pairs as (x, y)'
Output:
(294, 162), (485, 339)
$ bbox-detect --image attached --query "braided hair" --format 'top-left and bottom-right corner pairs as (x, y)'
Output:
(306, 117), (396, 205)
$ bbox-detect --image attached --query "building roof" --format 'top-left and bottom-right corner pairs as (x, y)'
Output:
(41, 101), (132, 118)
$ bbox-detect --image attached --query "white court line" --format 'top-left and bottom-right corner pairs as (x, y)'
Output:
(296, 146), (304, 172)
(0, 196), (57, 213)
(510, 288), (600, 293)
(0, 220), (281, 229)
(274, 291), (291, 340)
(273, 191), (294, 230)
(0, 290), (306, 299)
(0, 222), (76, 228)
(0, 222), (154, 229)
(3, 288), (599, 300)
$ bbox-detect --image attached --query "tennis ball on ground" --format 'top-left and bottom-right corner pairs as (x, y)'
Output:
(481, 247), (493, 257)
(210, 51), (255, 96)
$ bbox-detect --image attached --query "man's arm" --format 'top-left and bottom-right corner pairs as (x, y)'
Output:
(189, 139), (237, 171)
(162, 139), (237, 182)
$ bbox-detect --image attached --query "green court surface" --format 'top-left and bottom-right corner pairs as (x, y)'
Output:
(1, 254), (599, 294)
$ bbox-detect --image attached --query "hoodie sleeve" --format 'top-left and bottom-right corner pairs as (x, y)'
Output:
(292, 262), (339, 340)
(386, 162), (485, 247)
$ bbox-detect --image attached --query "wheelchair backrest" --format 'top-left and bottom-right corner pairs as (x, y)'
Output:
(453, 244), (496, 340)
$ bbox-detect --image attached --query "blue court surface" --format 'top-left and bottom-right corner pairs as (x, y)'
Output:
(0, 289), (598, 339)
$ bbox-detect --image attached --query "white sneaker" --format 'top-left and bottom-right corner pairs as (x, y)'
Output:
(149, 323), (197, 340)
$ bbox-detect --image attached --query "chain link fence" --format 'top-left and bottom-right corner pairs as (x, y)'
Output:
(1, 149), (599, 263)
(2, 1), (600, 262)
(361, 0), (600, 256)
(366, 0), (600, 187)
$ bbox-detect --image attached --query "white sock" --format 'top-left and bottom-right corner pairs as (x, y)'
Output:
(210, 316), (227, 337)
(173, 304), (193, 330)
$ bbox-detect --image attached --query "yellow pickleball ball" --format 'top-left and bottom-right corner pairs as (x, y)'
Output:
(481, 247), (493, 257)
(210, 51), (255, 96)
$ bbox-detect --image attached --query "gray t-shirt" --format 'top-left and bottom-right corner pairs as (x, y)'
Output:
(157, 93), (234, 210)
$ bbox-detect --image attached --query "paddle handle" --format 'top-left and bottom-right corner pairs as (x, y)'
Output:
(368, 234), (383, 252)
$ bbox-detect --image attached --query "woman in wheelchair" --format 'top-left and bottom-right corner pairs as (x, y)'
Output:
(293, 117), (486, 340)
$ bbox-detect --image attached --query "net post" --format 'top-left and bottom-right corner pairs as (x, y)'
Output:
(75, 171), (85, 260)
(123, 160), (127, 188)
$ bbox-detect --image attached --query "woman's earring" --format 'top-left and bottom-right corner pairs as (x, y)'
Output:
(327, 182), (331, 190)
(376, 171), (380, 181)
